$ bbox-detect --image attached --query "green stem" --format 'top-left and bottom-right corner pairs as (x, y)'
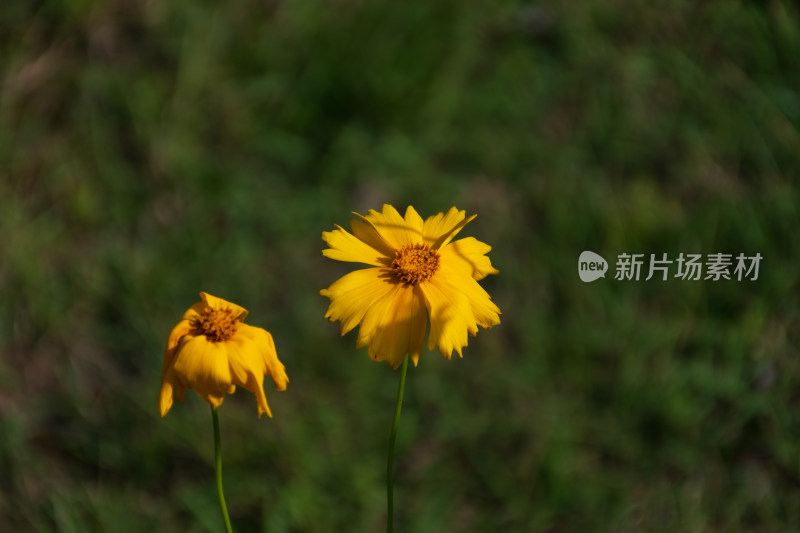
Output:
(212, 406), (234, 533)
(387, 355), (409, 533)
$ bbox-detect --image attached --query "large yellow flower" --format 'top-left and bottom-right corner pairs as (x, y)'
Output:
(159, 292), (288, 418)
(320, 205), (501, 368)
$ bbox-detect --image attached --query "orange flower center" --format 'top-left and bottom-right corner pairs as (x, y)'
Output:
(392, 243), (440, 284)
(198, 306), (240, 342)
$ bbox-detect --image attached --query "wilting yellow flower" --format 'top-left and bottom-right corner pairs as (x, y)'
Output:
(159, 292), (288, 418)
(320, 205), (501, 368)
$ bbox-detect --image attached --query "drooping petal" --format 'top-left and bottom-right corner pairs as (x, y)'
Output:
(358, 204), (421, 250)
(236, 325), (289, 389)
(260, 329), (289, 392)
(161, 318), (196, 380)
(363, 285), (427, 368)
(200, 292), (248, 321)
(159, 368), (175, 417)
(320, 267), (396, 335)
(171, 335), (236, 408)
(422, 207), (477, 249)
(439, 236), (500, 280)
(322, 225), (391, 267)
(227, 325), (288, 418)
(159, 381), (173, 416)
(159, 361), (189, 417)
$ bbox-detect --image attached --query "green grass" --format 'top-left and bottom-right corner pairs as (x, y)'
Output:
(1, 0), (800, 531)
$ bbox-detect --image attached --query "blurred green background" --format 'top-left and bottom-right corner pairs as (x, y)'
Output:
(2, 0), (800, 531)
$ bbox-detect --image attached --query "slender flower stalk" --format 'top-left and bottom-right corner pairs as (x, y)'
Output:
(320, 205), (501, 531)
(159, 293), (288, 533)
(386, 355), (409, 533)
(212, 406), (234, 533)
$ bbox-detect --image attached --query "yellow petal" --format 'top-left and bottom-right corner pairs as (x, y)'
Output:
(262, 332), (289, 392)
(355, 284), (398, 351)
(403, 206), (424, 235)
(180, 301), (206, 322)
(200, 292), (248, 321)
(449, 263), (501, 328)
(159, 362), (189, 417)
(366, 284), (428, 367)
(320, 268), (396, 335)
(440, 237), (500, 280)
(161, 318), (195, 380)
(231, 325), (289, 417)
(358, 204), (421, 250)
(350, 217), (395, 258)
(238, 326), (288, 391)
(419, 273), (481, 359)
(322, 225), (392, 266)
(422, 207), (477, 249)
(159, 370), (175, 417)
(172, 335), (236, 408)
(225, 329), (271, 418)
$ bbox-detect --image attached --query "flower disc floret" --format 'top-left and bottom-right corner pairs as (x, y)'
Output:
(198, 306), (240, 342)
(392, 243), (440, 285)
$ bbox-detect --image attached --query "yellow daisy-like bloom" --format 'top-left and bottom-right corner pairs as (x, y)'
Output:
(320, 204), (501, 368)
(159, 292), (288, 418)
